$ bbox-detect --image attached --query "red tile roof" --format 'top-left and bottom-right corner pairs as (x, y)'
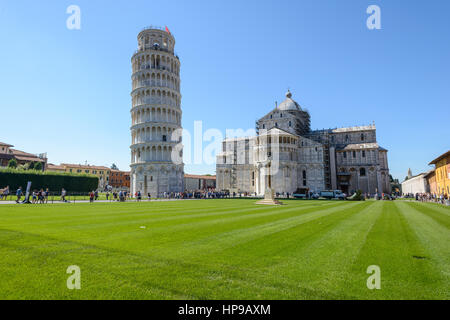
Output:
(61, 164), (110, 171)
(429, 150), (450, 165)
(10, 149), (45, 162)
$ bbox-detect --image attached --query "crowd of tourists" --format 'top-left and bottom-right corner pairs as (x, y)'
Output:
(161, 190), (230, 199)
(405, 192), (449, 205)
(3, 184), (448, 206)
(0, 186), (70, 204)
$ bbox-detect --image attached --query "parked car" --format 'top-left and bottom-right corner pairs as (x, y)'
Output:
(293, 193), (307, 199)
(320, 190), (335, 199)
(310, 192), (320, 200)
(333, 190), (346, 200)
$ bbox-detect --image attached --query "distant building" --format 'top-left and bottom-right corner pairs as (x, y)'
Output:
(0, 142), (47, 169)
(0, 142), (14, 167)
(110, 170), (131, 190)
(46, 163), (66, 172)
(184, 174), (216, 191)
(429, 150), (450, 196)
(424, 170), (437, 195)
(401, 169), (431, 195)
(61, 164), (111, 190)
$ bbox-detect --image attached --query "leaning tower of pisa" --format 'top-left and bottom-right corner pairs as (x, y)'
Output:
(130, 27), (184, 197)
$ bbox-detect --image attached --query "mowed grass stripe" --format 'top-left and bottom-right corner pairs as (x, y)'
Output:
(415, 202), (450, 217)
(267, 201), (381, 300)
(75, 201), (349, 254)
(403, 201), (450, 229)
(54, 200), (337, 232)
(396, 201), (450, 297)
(345, 201), (448, 299)
(0, 201), (340, 246)
(0, 228), (194, 299)
(158, 201), (365, 261)
(196, 202), (376, 299)
(0, 199), (334, 230)
(0, 200), (247, 225)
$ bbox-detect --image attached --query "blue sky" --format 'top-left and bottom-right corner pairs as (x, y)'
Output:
(0, 0), (449, 180)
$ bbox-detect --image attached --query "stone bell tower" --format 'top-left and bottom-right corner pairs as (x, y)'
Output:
(130, 27), (184, 196)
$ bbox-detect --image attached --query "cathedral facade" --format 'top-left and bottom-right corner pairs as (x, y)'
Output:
(216, 91), (390, 196)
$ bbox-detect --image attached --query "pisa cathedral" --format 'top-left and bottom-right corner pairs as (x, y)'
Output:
(130, 27), (184, 196)
(216, 91), (391, 196)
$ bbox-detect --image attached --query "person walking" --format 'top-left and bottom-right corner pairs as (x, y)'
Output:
(16, 187), (23, 203)
(45, 188), (49, 204)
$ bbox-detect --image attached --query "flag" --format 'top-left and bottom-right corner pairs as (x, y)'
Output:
(165, 26), (171, 35)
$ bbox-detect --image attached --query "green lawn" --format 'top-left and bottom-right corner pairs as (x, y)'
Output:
(0, 199), (448, 300)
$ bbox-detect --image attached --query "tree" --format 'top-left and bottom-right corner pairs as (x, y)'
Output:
(34, 162), (43, 171)
(8, 158), (17, 168)
(28, 162), (35, 170)
(111, 163), (119, 170)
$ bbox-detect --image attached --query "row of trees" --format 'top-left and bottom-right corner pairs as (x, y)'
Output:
(0, 168), (98, 192)
(7, 158), (44, 171)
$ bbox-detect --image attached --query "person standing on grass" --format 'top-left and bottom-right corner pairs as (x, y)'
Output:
(1, 186), (9, 200)
(89, 191), (95, 203)
(106, 191), (110, 201)
(16, 187), (23, 203)
(61, 188), (67, 202)
(94, 190), (99, 201)
(45, 188), (49, 204)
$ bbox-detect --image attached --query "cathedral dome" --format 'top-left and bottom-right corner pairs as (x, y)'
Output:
(277, 90), (302, 111)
